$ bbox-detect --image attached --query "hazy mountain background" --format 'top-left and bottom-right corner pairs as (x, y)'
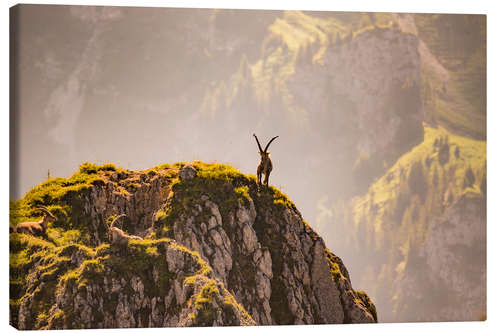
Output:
(11, 5), (486, 322)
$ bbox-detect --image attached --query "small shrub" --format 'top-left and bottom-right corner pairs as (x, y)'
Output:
(79, 162), (116, 174)
(480, 173), (486, 195)
(408, 161), (427, 199)
(463, 166), (476, 189)
(438, 141), (450, 165)
(234, 186), (250, 204)
(154, 209), (167, 222)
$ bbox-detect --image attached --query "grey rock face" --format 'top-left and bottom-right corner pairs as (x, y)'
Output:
(76, 168), (173, 246)
(160, 192), (376, 325)
(17, 239), (254, 329)
(12, 164), (376, 329)
(290, 27), (422, 160)
(394, 193), (486, 322)
(179, 164), (198, 180)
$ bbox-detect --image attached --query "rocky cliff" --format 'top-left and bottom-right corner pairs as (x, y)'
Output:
(393, 191), (486, 321)
(10, 161), (377, 329)
(316, 125), (486, 322)
(11, 8), (486, 325)
(197, 14), (426, 224)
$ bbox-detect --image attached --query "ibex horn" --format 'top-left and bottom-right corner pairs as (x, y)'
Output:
(253, 133), (263, 153)
(35, 205), (55, 218)
(110, 214), (127, 228)
(264, 136), (279, 153)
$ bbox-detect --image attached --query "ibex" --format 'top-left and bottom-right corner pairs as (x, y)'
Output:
(253, 133), (279, 188)
(12, 206), (56, 236)
(107, 214), (143, 246)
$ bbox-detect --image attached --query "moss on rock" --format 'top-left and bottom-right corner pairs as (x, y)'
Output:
(10, 160), (375, 328)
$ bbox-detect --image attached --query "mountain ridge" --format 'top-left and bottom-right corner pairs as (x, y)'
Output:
(317, 125), (486, 321)
(10, 161), (377, 328)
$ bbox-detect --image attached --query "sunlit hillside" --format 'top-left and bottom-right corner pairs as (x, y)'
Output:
(12, 6), (486, 324)
(197, 11), (486, 321)
(415, 14), (486, 139)
(318, 125), (486, 321)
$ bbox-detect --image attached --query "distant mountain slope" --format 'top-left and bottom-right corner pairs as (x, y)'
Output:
(409, 13), (485, 139)
(317, 125), (486, 322)
(10, 162), (376, 329)
(198, 12), (486, 322)
(12, 8), (486, 325)
(199, 12), (426, 218)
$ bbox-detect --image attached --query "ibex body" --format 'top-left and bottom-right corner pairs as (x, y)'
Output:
(107, 214), (143, 246)
(12, 206), (55, 236)
(253, 134), (279, 188)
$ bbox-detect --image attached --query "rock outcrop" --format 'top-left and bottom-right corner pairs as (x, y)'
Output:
(316, 126), (486, 322)
(290, 26), (423, 162)
(15, 239), (254, 329)
(393, 192), (486, 322)
(10, 161), (377, 329)
(198, 20), (426, 221)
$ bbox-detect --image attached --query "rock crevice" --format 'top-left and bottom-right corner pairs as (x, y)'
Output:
(10, 162), (377, 328)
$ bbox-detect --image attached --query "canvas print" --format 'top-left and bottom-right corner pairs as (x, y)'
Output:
(9, 4), (486, 329)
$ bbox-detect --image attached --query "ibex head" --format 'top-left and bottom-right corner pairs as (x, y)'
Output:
(109, 214), (127, 229)
(35, 206), (56, 222)
(107, 214), (127, 242)
(253, 134), (279, 160)
(33, 205), (56, 230)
